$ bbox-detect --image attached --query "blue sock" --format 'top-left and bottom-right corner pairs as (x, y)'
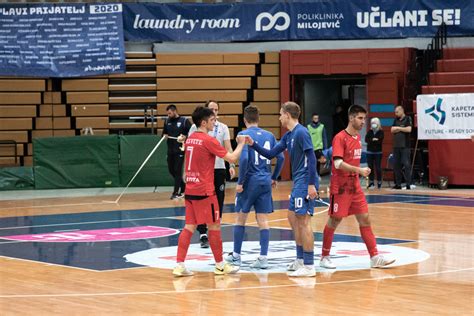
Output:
(303, 251), (314, 266)
(233, 225), (245, 255)
(296, 245), (304, 259)
(259, 229), (269, 256)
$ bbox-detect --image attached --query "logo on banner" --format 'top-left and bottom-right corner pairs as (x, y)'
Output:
(425, 98), (446, 125)
(255, 12), (290, 31)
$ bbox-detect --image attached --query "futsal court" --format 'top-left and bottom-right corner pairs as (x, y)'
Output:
(0, 181), (472, 315)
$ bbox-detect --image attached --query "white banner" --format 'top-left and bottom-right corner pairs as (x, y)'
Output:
(416, 93), (474, 140)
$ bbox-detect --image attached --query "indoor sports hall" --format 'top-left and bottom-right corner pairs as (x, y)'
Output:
(0, 1), (473, 315)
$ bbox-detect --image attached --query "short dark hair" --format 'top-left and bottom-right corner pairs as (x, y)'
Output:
(312, 113), (319, 117)
(192, 106), (214, 127)
(244, 105), (259, 124)
(281, 101), (301, 119)
(205, 100), (219, 109)
(348, 105), (367, 117)
(166, 104), (177, 111)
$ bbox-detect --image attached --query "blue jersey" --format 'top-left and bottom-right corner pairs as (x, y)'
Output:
(281, 124), (314, 188)
(252, 123), (317, 189)
(237, 126), (284, 186)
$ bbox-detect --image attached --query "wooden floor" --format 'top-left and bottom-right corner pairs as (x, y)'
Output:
(0, 182), (473, 315)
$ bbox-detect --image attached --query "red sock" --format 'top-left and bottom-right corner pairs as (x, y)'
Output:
(322, 225), (335, 256)
(208, 229), (223, 263)
(360, 226), (378, 257)
(176, 228), (193, 263)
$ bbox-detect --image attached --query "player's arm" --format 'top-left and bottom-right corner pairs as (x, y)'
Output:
(222, 135), (248, 164)
(236, 143), (249, 193)
(249, 136), (286, 160)
(333, 157), (371, 177)
(305, 148), (319, 199)
(272, 151), (285, 181)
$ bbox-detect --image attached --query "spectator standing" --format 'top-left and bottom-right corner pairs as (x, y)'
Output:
(391, 105), (412, 190)
(365, 117), (384, 189)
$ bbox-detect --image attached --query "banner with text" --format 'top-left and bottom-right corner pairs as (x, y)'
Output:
(123, 0), (474, 42)
(0, 3), (125, 77)
(417, 93), (474, 140)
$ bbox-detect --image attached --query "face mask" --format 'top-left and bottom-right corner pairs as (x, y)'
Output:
(371, 123), (378, 130)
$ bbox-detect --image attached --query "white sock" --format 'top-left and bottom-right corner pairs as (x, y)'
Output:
(232, 252), (241, 258)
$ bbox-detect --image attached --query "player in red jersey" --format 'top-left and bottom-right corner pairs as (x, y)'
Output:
(319, 105), (395, 269)
(173, 106), (250, 277)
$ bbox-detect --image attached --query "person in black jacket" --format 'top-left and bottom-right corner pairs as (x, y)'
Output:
(365, 117), (384, 189)
(163, 104), (192, 199)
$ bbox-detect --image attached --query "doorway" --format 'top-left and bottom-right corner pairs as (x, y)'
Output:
(294, 75), (367, 145)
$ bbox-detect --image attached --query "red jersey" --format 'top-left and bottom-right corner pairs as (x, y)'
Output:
(184, 131), (227, 196)
(330, 130), (363, 194)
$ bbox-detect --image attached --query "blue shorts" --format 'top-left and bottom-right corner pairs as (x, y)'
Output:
(289, 188), (315, 216)
(234, 183), (273, 214)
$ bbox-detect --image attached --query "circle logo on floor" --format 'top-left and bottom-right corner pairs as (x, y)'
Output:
(124, 241), (429, 273)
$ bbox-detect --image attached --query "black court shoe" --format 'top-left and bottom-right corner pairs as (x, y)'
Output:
(200, 235), (209, 248)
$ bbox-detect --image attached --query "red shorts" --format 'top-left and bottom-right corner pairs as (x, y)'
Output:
(185, 195), (220, 225)
(328, 190), (368, 218)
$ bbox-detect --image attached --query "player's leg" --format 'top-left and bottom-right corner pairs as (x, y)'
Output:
(250, 186), (273, 269)
(225, 210), (248, 266)
(200, 195), (239, 275)
(287, 210), (303, 271)
(320, 194), (347, 269)
(352, 194), (395, 268)
(288, 195), (316, 277)
(173, 199), (197, 277)
(287, 189), (305, 270)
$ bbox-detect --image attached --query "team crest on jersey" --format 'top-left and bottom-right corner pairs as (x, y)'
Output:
(177, 122), (182, 127)
(124, 241), (429, 274)
(354, 148), (362, 159)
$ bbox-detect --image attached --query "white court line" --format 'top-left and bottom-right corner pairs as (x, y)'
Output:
(0, 267), (471, 298)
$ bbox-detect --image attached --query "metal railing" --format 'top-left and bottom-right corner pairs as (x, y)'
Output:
(401, 23), (448, 110)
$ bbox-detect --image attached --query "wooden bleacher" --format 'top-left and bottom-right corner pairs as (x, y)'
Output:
(0, 51), (282, 166)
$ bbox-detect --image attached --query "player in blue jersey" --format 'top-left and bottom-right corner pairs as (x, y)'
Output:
(248, 101), (319, 277)
(225, 105), (285, 269)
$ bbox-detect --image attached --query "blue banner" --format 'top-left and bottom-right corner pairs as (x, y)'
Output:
(0, 3), (125, 78)
(123, 0), (474, 42)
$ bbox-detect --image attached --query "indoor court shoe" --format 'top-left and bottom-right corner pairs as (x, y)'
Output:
(214, 262), (240, 275)
(172, 264), (194, 277)
(287, 259), (304, 271)
(370, 255), (396, 268)
(200, 235), (209, 248)
(319, 256), (336, 269)
(391, 185), (402, 190)
(224, 253), (242, 266)
(250, 256), (268, 269)
(288, 265), (316, 277)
